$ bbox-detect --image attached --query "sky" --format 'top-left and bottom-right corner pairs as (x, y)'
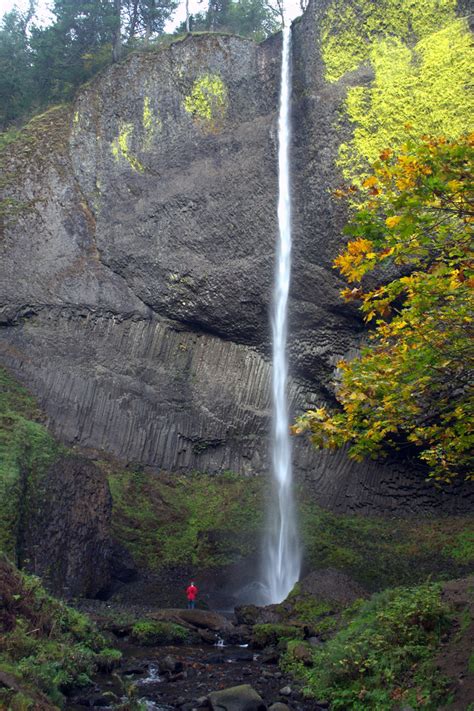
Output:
(0, 0), (303, 31)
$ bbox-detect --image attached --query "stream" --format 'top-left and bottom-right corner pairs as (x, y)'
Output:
(66, 636), (316, 710)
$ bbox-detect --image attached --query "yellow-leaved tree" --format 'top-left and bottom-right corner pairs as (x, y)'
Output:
(293, 133), (474, 483)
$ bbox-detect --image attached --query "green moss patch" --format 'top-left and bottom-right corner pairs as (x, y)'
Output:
(300, 499), (474, 591)
(320, 0), (473, 187)
(183, 74), (228, 133)
(106, 466), (263, 570)
(0, 368), (61, 558)
(252, 623), (304, 649)
(130, 620), (190, 646)
(321, 0), (458, 82)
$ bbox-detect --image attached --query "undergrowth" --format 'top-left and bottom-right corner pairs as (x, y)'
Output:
(0, 557), (121, 709)
(281, 582), (452, 710)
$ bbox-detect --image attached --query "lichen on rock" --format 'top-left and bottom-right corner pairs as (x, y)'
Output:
(320, 0), (458, 82)
(110, 121), (144, 172)
(142, 95), (162, 150)
(183, 74), (228, 132)
(320, 0), (473, 185)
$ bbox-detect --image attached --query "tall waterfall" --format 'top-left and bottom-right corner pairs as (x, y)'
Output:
(263, 23), (301, 605)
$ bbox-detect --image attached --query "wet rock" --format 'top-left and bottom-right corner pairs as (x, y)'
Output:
(169, 671), (187, 682)
(234, 605), (282, 626)
(208, 684), (266, 711)
(260, 648), (280, 664)
(196, 697), (210, 708)
(134, 679), (162, 695)
(19, 455), (112, 598)
(199, 628), (218, 644)
(178, 609), (234, 633)
(279, 687), (292, 697)
(225, 626), (252, 645)
(149, 609), (233, 635)
(159, 655), (183, 674)
(120, 663), (147, 675)
(206, 653), (225, 664)
(232, 650), (254, 662)
(109, 540), (137, 583)
(269, 704), (290, 711)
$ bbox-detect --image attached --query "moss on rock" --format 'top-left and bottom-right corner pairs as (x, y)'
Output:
(300, 498), (474, 591)
(107, 466), (263, 570)
(0, 368), (60, 559)
(251, 623), (305, 649)
(130, 619), (190, 645)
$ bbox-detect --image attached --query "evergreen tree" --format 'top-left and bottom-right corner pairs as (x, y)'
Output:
(0, 10), (35, 127)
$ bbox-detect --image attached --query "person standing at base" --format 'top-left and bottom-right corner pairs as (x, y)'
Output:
(186, 581), (198, 609)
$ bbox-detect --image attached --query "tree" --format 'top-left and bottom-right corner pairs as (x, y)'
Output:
(122, 0), (178, 42)
(293, 133), (474, 483)
(179, 0), (280, 39)
(29, 0), (118, 102)
(112, 0), (122, 62)
(0, 10), (34, 126)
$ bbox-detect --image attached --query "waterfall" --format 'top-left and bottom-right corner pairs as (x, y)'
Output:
(262, 22), (301, 605)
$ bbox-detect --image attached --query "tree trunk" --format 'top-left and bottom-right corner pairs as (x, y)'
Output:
(112, 0), (122, 62)
(128, 0), (140, 40)
(186, 0), (190, 33)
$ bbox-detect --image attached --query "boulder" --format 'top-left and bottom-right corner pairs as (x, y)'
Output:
(268, 705), (290, 711)
(150, 608), (233, 634)
(291, 643), (313, 667)
(159, 655), (183, 674)
(208, 685), (266, 711)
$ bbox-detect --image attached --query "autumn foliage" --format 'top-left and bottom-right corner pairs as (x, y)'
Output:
(293, 133), (473, 482)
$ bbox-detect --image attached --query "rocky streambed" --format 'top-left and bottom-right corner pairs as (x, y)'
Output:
(67, 604), (331, 711)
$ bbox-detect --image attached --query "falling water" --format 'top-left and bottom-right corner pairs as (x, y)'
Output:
(262, 22), (300, 604)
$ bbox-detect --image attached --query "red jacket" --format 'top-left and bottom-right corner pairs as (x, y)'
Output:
(186, 584), (198, 600)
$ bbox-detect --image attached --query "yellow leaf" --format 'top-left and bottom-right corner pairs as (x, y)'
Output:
(363, 175), (378, 188)
(386, 216), (402, 229)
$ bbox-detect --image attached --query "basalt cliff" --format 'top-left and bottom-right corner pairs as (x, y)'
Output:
(1, 0), (472, 518)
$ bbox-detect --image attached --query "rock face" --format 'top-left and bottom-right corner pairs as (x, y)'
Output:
(19, 454), (113, 598)
(0, 1), (472, 513)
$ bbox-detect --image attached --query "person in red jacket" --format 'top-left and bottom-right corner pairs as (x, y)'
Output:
(186, 581), (198, 609)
